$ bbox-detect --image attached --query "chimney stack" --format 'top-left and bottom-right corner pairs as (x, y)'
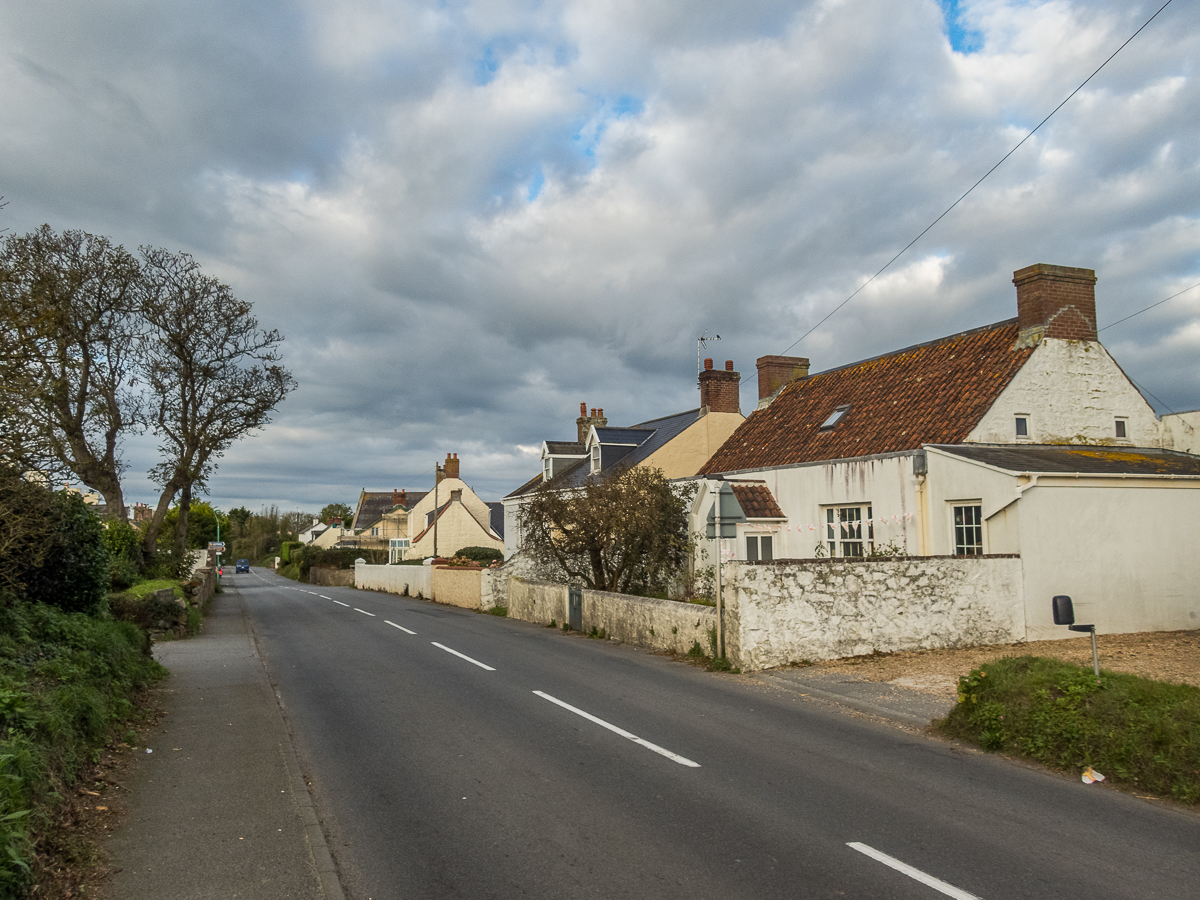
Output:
(699, 359), (741, 414)
(756, 355), (810, 400)
(443, 452), (460, 480)
(392, 489), (408, 508)
(1014, 264), (1097, 346)
(577, 402), (609, 443)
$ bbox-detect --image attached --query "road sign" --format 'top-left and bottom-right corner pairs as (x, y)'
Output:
(208, 542), (226, 552)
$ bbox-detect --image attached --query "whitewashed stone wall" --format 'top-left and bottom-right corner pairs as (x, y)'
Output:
(354, 562), (432, 599)
(728, 556), (1024, 671)
(581, 589), (716, 656)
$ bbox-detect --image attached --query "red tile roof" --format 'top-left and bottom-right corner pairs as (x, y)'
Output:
(730, 483), (785, 519)
(700, 320), (1034, 473)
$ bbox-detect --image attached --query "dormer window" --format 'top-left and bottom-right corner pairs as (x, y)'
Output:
(820, 405), (850, 430)
(590, 443), (600, 474)
(543, 458), (552, 482)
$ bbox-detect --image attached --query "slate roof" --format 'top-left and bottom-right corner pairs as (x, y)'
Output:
(353, 490), (428, 530)
(700, 320), (1034, 474)
(730, 482), (786, 519)
(505, 408), (704, 497)
(935, 444), (1200, 476)
(545, 441), (585, 455)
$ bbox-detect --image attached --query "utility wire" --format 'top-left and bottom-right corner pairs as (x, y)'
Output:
(781, 0), (1177, 356)
(1099, 280), (1200, 332)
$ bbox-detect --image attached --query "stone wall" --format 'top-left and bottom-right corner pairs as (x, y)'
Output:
(354, 562), (431, 599)
(309, 567), (355, 587)
(506, 579), (568, 625)
(432, 566), (482, 609)
(728, 555), (1024, 671)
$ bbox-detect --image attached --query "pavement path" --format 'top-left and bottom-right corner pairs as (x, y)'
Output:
(102, 586), (340, 900)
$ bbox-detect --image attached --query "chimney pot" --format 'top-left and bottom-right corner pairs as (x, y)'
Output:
(704, 358), (713, 370)
(580, 401), (587, 416)
(725, 360), (734, 371)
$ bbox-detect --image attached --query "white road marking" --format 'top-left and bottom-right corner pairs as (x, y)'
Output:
(385, 620), (417, 635)
(431, 642), (496, 671)
(319, 595), (332, 600)
(334, 600), (350, 607)
(354, 608), (376, 617)
(532, 691), (700, 768)
(848, 843), (982, 900)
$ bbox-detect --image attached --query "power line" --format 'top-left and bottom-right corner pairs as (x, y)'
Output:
(1099, 280), (1200, 332)
(780, 0), (1178, 356)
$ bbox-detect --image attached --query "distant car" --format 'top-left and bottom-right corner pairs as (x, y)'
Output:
(235, 559), (250, 573)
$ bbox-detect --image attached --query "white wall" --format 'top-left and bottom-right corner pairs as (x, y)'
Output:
(1018, 480), (1200, 639)
(970, 339), (1160, 446)
(728, 557), (1025, 671)
(354, 562), (431, 599)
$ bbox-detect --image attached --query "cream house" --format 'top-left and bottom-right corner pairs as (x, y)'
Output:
(405, 454), (504, 560)
(691, 263), (1200, 639)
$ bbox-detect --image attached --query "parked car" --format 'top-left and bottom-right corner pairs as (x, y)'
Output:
(235, 559), (250, 573)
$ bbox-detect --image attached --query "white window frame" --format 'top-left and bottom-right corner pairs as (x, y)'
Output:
(823, 505), (873, 557)
(1114, 417), (1128, 440)
(1015, 414), (1030, 441)
(951, 502), (984, 555)
(590, 443), (600, 474)
(745, 534), (774, 562)
(388, 538), (411, 564)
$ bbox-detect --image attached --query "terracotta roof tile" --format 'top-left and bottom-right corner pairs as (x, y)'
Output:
(701, 320), (1033, 473)
(730, 483), (785, 519)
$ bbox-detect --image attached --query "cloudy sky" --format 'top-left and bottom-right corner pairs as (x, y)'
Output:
(3, 0), (1198, 515)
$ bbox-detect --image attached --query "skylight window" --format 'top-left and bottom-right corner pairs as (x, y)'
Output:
(820, 405), (850, 430)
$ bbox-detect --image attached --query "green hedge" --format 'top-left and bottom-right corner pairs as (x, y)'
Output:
(454, 546), (504, 564)
(939, 656), (1200, 803)
(0, 595), (164, 895)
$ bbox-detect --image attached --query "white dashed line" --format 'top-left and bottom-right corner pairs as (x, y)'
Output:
(319, 595), (332, 600)
(847, 843), (982, 900)
(385, 620), (416, 635)
(431, 642), (495, 671)
(532, 691), (700, 768)
(333, 600), (350, 607)
(354, 608), (376, 617)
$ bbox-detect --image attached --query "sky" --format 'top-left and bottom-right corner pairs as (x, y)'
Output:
(2, 0), (1198, 515)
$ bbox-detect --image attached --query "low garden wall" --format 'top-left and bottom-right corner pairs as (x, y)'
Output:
(431, 566), (482, 609)
(728, 555), (1024, 671)
(354, 562), (432, 599)
(309, 567), (354, 587)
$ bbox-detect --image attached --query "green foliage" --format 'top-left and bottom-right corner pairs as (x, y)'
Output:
(158, 500), (227, 551)
(293, 547), (384, 577)
(940, 656), (1200, 803)
(280, 541), (298, 564)
(227, 506), (252, 531)
(0, 593), (164, 894)
(587, 626), (608, 639)
(20, 492), (110, 616)
(318, 503), (353, 525)
(455, 546), (504, 564)
(101, 518), (143, 589)
(484, 606), (508, 617)
(518, 466), (695, 595)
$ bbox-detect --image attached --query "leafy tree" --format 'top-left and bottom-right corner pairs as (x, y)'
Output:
(138, 246), (295, 560)
(227, 506), (252, 532)
(318, 502), (353, 525)
(0, 465), (56, 596)
(517, 466), (695, 595)
(0, 227), (144, 519)
(19, 490), (111, 615)
(158, 500), (228, 551)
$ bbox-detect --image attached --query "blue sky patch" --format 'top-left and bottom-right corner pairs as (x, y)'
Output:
(941, 0), (983, 54)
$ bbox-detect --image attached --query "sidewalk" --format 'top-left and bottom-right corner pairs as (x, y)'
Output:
(103, 587), (341, 900)
(759, 668), (956, 726)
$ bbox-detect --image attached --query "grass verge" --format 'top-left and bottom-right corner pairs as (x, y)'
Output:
(938, 655), (1200, 803)
(0, 597), (165, 896)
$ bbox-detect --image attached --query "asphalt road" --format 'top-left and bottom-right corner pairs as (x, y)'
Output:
(235, 569), (1200, 900)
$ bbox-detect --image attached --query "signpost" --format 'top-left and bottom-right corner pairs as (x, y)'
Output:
(705, 482), (746, 659)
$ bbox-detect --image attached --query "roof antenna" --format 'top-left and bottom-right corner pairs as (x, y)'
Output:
(698, 330), (721, 384)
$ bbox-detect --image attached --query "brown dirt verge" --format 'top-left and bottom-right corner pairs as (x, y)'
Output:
(791, 629), (1200, 698)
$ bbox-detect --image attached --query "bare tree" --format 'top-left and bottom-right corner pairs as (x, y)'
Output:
(139, 247), (296, 560)
(0, 226), (144, 519)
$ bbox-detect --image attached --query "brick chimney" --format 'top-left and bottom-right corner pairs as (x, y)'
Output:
(1014, 264), (1097, 346)
(443, 453), (460, 480)
(392, 489), (407, 508)
(756, 355), (810, 400)
(699, 359), (741, 414)
(576, 402), (609, 443)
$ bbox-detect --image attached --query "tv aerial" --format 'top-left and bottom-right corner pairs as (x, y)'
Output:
(697, 330), (721, 382)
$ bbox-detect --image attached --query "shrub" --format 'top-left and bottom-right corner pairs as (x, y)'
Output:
(102, 519), (143, 590)
(19, 492), (111, 616)
(455, 546), (504, 564)
(940, 656), (1200, 803)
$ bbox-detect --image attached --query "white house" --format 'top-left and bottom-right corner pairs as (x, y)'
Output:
(692, 263), (1200, 639)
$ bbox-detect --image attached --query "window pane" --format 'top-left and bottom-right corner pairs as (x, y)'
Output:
(761, 536), (773, 562)
(1015, 417), (1028, 437)
(746, 536), (759, 561)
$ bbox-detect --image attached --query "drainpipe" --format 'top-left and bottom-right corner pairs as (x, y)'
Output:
(715, 485), (724, 659)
